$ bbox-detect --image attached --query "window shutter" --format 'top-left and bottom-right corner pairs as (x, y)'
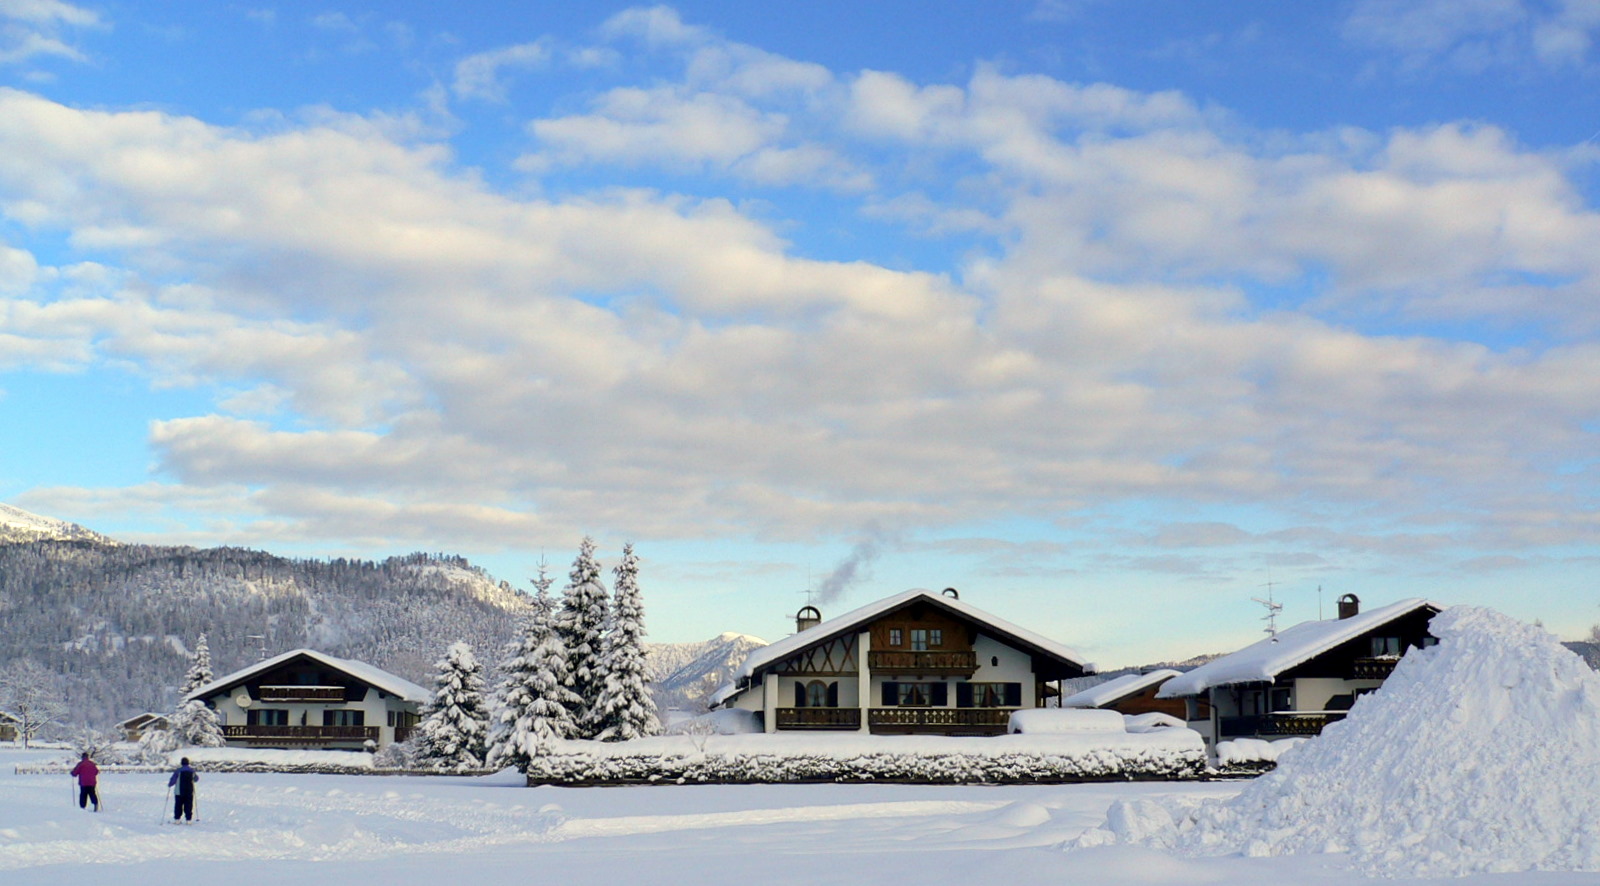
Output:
(955, 682), (973, 708)
(1004, 683), (1022, 707)
(883, 682), (899, 706)
(931, 682), (948, 706)
(827, 682), (839, 707)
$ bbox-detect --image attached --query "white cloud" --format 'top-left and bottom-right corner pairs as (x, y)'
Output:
(0, 0), (98, 65)
(452, 41), (548, 103)
(1344, 0), (1600, 69)
(3, 34), (1600, 564)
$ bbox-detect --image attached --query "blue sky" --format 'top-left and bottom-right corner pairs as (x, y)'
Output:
(3, 0), (1599, 664)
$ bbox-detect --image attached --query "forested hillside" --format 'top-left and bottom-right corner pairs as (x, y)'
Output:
(0, 539), (531, 726)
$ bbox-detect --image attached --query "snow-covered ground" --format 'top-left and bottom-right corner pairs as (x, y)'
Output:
(1, 746), (1591, 886)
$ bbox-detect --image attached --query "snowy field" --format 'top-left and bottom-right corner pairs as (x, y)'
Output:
(1, 747), (1592, 886)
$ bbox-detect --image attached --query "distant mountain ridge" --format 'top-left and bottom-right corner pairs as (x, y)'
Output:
(647, 631), (768, 713)
(0, 528), (532, 727)
(0, 503), (117, 545)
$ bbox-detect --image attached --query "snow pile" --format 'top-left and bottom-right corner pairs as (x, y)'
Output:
(1123, 712), (1185, 733)
(1074, 606), (1600, 877)
(1214, 737), (1306, 767)
(1008, 708), (1125, 734)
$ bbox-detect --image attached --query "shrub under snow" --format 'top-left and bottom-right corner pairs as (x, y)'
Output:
(523, 731), (1205, 785)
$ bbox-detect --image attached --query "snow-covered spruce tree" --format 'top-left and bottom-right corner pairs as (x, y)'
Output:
(487, 570), (584, 770)
(180, 633), (214, 697)
(169, 697), (226, 748)
(415, 641), (491, 770)
(555, 537), (610, 738)
(591, 543), (660, 742)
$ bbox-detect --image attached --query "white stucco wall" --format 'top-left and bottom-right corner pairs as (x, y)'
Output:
(1292, 677), (1384, 711)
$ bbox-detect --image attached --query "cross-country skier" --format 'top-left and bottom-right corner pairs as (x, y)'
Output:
(69, 752), (99, 811)
(168, 756), (199, 822)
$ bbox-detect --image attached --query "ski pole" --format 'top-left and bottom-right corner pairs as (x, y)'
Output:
(160, 785), (172, 824)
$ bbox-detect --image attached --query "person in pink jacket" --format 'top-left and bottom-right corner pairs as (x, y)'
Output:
(69, 752), (99, 811)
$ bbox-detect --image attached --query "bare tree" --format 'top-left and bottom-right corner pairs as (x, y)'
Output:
(0, 660), (68, 747)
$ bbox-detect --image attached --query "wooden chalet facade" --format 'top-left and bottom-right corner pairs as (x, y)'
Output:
(1156, 595), (1441, 745)
(185, 649), (427, 750)
(715, 588), (1092, 735)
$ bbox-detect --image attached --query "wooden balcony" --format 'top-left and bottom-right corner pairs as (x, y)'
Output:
(868, 707), (1010, 734)
(1350, 657), (1399, 680)
(866, 650), (978, 676)
(223, 725), (378, 743)
(775, 707), (861, 730)
(1220, 712), (1348, 737)
(258, 685), (348, 703)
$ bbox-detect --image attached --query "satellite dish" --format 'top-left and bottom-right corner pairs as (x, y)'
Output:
(235, 693), (253, 708)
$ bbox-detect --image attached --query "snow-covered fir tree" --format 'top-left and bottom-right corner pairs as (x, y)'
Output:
(180, 633), (214, 697)
(169, 697), (226, 748)
(486, 566), (584, 770)
(591, 543), (660, 742)
(416, 641), (491, 770)
(555, 537), (610, 738)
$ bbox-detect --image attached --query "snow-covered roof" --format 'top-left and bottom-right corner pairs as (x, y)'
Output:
(1157, 598), (1442, 697)
(734, 588), (1090, 684)
(185, 648), (430, 704)
(1060, 670), (1181, 709)
(115, 712), (169, 728)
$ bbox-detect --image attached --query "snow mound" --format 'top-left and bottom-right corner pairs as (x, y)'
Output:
(1214, 737), (1306, 767)
(1007, 708), (1124, 734)
(1073, 606), (1600, 878)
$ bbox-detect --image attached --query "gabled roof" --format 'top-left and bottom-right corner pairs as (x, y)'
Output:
(1061, 669), (1181, 709)
(1157, 598), (1442, 697)
(184, 648), (430, 704)
(735, 588), (1091, 683)
(115, 712), (169, 729)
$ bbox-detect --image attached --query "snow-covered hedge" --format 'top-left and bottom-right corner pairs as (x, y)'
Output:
(524, 732), (1206, 785)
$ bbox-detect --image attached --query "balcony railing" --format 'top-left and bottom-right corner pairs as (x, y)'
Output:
(1220, 711), (1347, 737)
(223, 725), (378, 742)
(775, 707), (862, 730)
(868, 707), (1011, 731)
(1351, 657), (1399, 680)
(866, 650), (979, 676)
(258, 685), (348, 702)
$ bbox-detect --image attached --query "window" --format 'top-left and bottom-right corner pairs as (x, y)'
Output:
(910, 629), (928, 651)
(883, 682), (947, 706)
(1419, 637), (1439, 648)
(956, 682), (1022, 707)
(247, 708), (288, 726)
(1371, 636), (1402, 657)
(929, 629), (943, 648)
(889, 628), (902, 647)
(323, 709), (365, 727)
(1270, 687), (1292, 711)
(806, 681), (829, 708)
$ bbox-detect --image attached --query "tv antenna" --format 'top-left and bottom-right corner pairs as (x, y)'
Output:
(1253, 577), (1283, 642)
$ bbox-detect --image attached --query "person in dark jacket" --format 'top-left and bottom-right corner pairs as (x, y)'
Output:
(69, 752), (99, 811)
(168, 757), (199, 821)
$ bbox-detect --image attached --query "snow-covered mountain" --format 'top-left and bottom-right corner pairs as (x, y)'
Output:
(647, 631), (768, 713)
(0, 503), (116, 544)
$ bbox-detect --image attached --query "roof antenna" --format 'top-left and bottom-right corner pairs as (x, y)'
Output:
(1253, 576), (1283, 643)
